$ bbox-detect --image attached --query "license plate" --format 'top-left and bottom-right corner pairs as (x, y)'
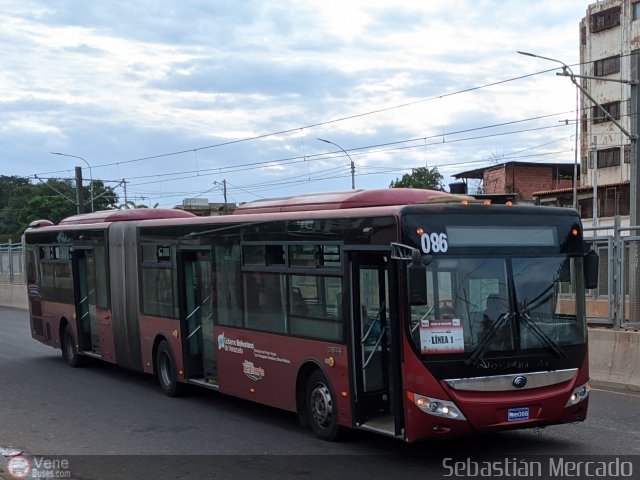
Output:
(507, 407), (529, 422)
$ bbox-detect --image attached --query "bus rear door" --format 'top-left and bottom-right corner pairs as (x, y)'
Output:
(71, 247), (100, 354)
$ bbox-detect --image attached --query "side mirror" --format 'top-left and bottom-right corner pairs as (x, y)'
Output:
(408, 261), (427, 305)
(584, 250), (599, 290)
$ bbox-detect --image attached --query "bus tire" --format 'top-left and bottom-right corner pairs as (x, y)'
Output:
(305, 370), (341, 441)
(156, 340), (185, 397)
(62, 324), (85, 368)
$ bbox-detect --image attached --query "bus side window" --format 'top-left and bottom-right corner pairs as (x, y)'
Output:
(244, 272), (286, 334)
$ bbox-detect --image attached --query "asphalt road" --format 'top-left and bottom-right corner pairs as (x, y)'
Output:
(1, 306), (639, 479)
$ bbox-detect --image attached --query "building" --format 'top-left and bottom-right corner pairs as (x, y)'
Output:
(577, 0), (637, 224)
(452, 161), (577, 204)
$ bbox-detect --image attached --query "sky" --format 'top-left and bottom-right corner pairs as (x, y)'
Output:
(0, 0), (591, 208)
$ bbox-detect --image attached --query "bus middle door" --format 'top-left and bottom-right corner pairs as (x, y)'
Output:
(177, 249), (216, 382)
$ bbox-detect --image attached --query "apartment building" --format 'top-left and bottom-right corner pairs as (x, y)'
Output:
(578, 0), (637, 222)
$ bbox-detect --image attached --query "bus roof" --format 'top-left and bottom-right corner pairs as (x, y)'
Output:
(57, 208), (195, 225)
(235, 188), (465, 214)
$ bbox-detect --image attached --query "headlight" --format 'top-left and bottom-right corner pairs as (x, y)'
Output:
(565, 381), (590, 407)
(407, 391), (466, 420)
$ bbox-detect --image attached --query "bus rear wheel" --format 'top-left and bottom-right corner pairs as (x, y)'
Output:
(156, 340), (186, 397)
(61, 324), (85, 368)
(305, 370), (340, 441)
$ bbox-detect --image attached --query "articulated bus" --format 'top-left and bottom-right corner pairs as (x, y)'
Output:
(23, 188), (598, 442)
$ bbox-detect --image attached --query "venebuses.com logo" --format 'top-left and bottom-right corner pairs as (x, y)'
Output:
(7, 456), (71, 479)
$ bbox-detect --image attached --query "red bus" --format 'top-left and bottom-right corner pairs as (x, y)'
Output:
(23, 188), (597, 442)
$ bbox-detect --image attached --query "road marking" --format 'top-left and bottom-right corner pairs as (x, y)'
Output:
(592, 387), (640, 399)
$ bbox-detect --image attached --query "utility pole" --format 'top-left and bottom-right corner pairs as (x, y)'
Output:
(123, 179), (128, 205)
(630, 50), (640, 325)
(222, 179), (228, 214)
(592, 136), (598, 227)
(75, 166), (84, 214)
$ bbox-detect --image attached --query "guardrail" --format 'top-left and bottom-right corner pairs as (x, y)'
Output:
(0, 241), (24, 285)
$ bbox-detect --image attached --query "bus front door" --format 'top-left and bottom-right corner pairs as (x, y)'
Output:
(178, 250), (216, 382)
(71, 248), (100, 354)
(351, 253), (401, 436)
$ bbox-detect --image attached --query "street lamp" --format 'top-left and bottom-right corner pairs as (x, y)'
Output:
(317, 138), (355, 190)
(51, 152), (94, 212)
(517, 51), (580, 212)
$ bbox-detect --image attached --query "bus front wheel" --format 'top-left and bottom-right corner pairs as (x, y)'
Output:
(156, 340), (186, 397)
(305, 370), (340, 441)
(61, 324), (84, 368)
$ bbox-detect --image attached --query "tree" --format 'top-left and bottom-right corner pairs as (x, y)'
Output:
(389, 166), (444, 190)
(0, 178), (119, 242)
(0, 176), (30, 209)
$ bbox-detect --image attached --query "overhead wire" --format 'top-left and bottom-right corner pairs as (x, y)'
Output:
(29, 66), (567, 177)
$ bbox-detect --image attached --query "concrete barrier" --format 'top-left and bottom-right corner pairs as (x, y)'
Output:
(0, 284), (27, 310)
(589, 327), (640, 391)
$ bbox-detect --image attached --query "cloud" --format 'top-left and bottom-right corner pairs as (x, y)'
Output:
(0, 0), (588, 206)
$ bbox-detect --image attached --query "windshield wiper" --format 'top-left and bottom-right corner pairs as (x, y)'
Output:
(465, 312), (513, 366)
(520, 313), (567, 359)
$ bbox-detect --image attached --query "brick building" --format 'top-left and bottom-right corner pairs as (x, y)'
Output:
(452, 161), (577, 204)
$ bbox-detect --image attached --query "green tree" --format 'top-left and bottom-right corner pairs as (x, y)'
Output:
(0, 178), (119, 241)
(0, 176), (31, 241)
(0, 176), (30, 209)
(389, 166), (444, 190)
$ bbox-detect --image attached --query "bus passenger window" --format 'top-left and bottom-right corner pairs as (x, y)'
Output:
(244, 272), (286, 333)
(141, 267), (175, 318)
(289, 275), (343, 341)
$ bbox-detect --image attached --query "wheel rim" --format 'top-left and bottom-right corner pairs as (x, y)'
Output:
(159, 352), (172, 387)
(309, 382), (333, 429)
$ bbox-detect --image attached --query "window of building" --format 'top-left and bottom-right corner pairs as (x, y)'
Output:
(596, 147), (621, 168)
(602, 188), (618, 217)
(593, 56), (620, 77)
(579, 197), (593, 219)
(592, 101), (621, 124)
(590, 6), (621, 33)
(634, 3), (640, 21)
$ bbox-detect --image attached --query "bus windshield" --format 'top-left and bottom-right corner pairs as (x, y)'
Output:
(408, 255), (586, 359)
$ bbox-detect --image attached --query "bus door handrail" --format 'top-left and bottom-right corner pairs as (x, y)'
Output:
(187, 324), (202, 340)
(363, 326), (387, 369)
(186, 305), (201, 321)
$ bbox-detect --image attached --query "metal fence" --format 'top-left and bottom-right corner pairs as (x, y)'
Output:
(584, 216), (640, 329)
(3, 226), (637, 327)
(0, 241), (24, 285)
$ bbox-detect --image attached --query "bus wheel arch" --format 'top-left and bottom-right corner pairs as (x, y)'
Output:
(298, 363), (341, 441)
(295, 361), (322, 428)
(153, 336), (186, 397)
(59, 317), (84, 368)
